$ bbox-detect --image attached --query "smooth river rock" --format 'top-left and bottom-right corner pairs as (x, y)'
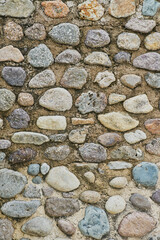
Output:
(8, 148), (37, 164)
(55, 49), (81, 64)
(0, 88), (16, 111)
(79, 190), (101, 204)
(110, 146), (144, 160)
(11, 132), (49, 145)
(0, 45), (24, 62)
(108, 0), (135, 18)
(57, 219), (76, 236)
(130, 193), (151, 211)
(117, 32), (141, 50)
(144, 32), (160, 50)
(145, 72), (160, 88)
(105, 195), (126, 214)
(98, 133), (122, 147)
(125, 18), (156, 33)
(133, 52), (160, 71)
(109, 177), (128, 189)
(45, 145), (70, 161)
(37, 116), (67, 130)
(85, 29), (110, 48)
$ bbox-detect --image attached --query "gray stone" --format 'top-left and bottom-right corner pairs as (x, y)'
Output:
(0, 88), (16, 111)
(84, 52), (112, 66)
(42, 187), (54, 197)
(108, 161), (133, 170)
(7, 108), (30, 129)
(41, 163), (50, 175)
(28, 164), (40, 176)
(32, 176), (42, 184)
(29, 69), (56, 88)
(25, 23), (46, 40)
(0, 140), (11, 149)
(120, 74), (141, 89)
(55, 49), (81, 64)
(79, 143), (107, 162)
(11, 132), (49, 145)
(94, 70), (116, 88)
(75, 91), (107, 114)
(125, 18), (156, 33)
(151, 189), (160, 204)
(49, 23), (80, 46)
(142, 0), (160, 16)
(49, 133), (68, 142)
(124, 130), (147, 144)
(117, 32), (141, 50)
(28, 44), (54, 68)
(21, 217), (52, 237)
(114, 51), (131, 63)
(23, 184), (41, 198)
(0, 168), (27, 198)
(85, 29), (110, 48)
(110, 146), (144, 161)
(98, 133), (122, 147)
(57, 219), (76, 236)
(146, 138), (160, 156)
(60, 67), (87, 89)
(1, 200), (41, 218)
(0, 152), (6, 162)
(133, 52), (160, 71)
(8, 148), (37, 164)
(0, 219), (14, 240)
(45, 145), (70, 161)
(145, 72), (160, 88)
(2, 67), (26, 86)
(130, 193), (151, 211)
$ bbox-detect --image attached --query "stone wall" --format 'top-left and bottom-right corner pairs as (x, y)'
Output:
(0, 0), (160, 239)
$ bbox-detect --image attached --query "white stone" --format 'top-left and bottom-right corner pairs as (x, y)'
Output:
(79, 190), (100, 204)
(84, 171), (95, 183)
(0, 118), (3, 128)
(108, 161), (133, 169)
(36, 116), (67, 130)
(109, 177), (128, 189)
(11, 132), (49, 145)
(105, 195), (126, 214)
(29, 70), (56, 88)
(124, 130), (147, 144)
(94, 70), (116, 88)
(109, 93), (126, 105)
(84, 52), (112, 66)
(41, 163), (50, 175)
(117, 32), (141, 50)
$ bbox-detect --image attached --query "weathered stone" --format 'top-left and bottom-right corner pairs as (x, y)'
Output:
(98, 133), (122, 147)
(105, 195), (126, 214)
(55, 49), (81, 64)
(75, 91), (107, 114)
(41, 163), (50, 175)
(21, 217), (52, 237)
(145, 72), (160, 88)
(84, 52), (112, 66)
(72, 118), (94, 125)
(98, 112), (139, 132)
(45, 197), (80, 217)
(114, 51), (131, 63)
(117, 32), (141, 50)
(124, 130), (146, 144)
(28, 164), (40, 176)
(133, 162), (159, 187)
(151, 189), (160, 204)
(1, 200), (41, 218)
(42, 187), (53, 197)
(145, 32), (160, 50)
(94, 70), (115, 88)
(28, 44), (54, 68)
(130, 193), (151, 211)
(4, 21), (23, 41)
(32, 176), (42, 184)
(49, 133), (68, 142)
(125, 18), (156, 33)
(0, 219), (14, 240)
(79, 206), (109, 239)
(145, 119), (160, 134)
(0, 152), (6, 162)
(11, 132), (49, 145)
(133, 52), (160, 71)
(118, 212), (156, 237)
(0, 140), (11, 149)
(0, 0), (35, 18)
(18, 93), (34, 106)
(123, 94), (153, 113)
(111, 146), (144, 160)
(85, 29), (110, 48)
(29, 70), (56, 88)
(0, 45), (24, 62)
(0, 89), (15, 112)
(46, 166), (80, 192)
(109, 177), (128, 189)
(2, 66), (26, 87)
(41, 0), (69, 18)
(108, 0), (135, 18)
(108, 161), (133, 170)
(23, 184), (41, 199)
(79, 143), (107, 162)
(0, 118), (3, 128)
(37, 116), (67, 130)
(61, 67), (87, 89)
(120, 74), (141, 88)
(57, 219), (76, 236)
(39, 87), (72, 111)
(142, 0), (160, 16)
(146, 138), (160, 156)
(7, 108), (30, 129)
(0, 168), (27, 198)
(8, 148), (37, 164)
(69, 128), (87, 143)
(45, 145), (70, 161)
(84, 171), (95, 183)
(25, 23), (46, 40)
(49, 23), (80, 46)
(109, 93), (126, 104)
(79, 190), (100, 203)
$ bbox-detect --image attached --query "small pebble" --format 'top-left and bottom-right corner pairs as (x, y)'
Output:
(105, 195), (126, 214)
(79, 190), (100, 203)
(28, 164), (40, 176)
(41, 163), (50, 175)
(32, 176), (42, 184)
(18, 93), (34, 106)
(84, 171), (95, 183)
(109, 177), (128, 189)
(57, 219), (76, 236)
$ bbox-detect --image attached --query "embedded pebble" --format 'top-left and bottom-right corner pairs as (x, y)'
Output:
(0, 219), (14, 240)
(133, 52), (160, 71)
(57, 219), (76, 236)
(8, 148), (37, 164)
(146, 138), (160, 156)
(109, 177), (128, 189)
(72, 118), (94, 125)
(94, 70), (116, 88)
(55, 49), (81, 64)
(0, 88), (16, 111)
(108, 0), (135, 18)
(145, 72), (160, 88)
(125, 18), (156, 33)
(108, 161), (133, 170)
(23, 184), (41, 199)
(124, 130), (147, 144)
(114, 51), (131, 63)
(4, 21), (23, 41)
(0, 140), (11, 150)
(145, 118), (160, 134)
(42, 187), (54, 197)
(98, 133), (122, 147)
(120, 74), (141, 89)
(27, 164), (40, 176)
(142, 0), (160, 16)
(84, 52), (112, 66)
(151, 189), (160, 204)
(79, 190), (100, 203)
(105, 195), (126, 214)
(7, 108), (30, 129)
(0, 45), (24, 62)
(32, 176), (42, 184)
(25, 23), (46, 40)
(41, 163), (50, 175)
(117, 32), (141, 50)
(0, 152), (6, 162)
(18, 93), (34, 106)
(37, 116), (67, 130)
(130, 193), (151, 211)
(29, 69), (56, 88)
(2, 66), (26, 87)
(69, 128), (87, 143)
(41, 0), (69, 18)
(84, 171), (95, 183)
(49, 133), (68, 142)
(85, 29), (110, 48)
(45, 145), (70, 161)
(11, 132), (49, 145)
(144, 32), (160, 50)
(111, 146), (144, 160)
(109, 93), (126, 104)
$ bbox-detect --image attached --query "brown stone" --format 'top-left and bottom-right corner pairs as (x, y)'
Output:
(57, 219), (76, 236)
(72, 118), (94, 125)
(98, 133), (122, 147)
(145, 118), (160, 134)
(25, 23), (46, 40)
(108, 0), (135, 18)
(0, 45), (24, 62)
(4, 21), (23, 41)
(41, 0), (69, 18)
(146, 138), (160, 156)
(18, 93), (34, 106)
(118, 212), (156, 237)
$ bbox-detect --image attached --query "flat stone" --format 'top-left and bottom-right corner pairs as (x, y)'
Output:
(1, 200), (40, 218)
(60, 67), (87, 89)
(0, 45), (24, 62)
(133, 52), (160, 71)
(145, 32), (160, 50)
(55, 49), (81, 64)
(0, 168), (27, 198)
(25, 23), (46, 40)
(28, 44), (54, 68)
(32, 176), (42, 184)
(111, 146), (144, 160)
(41, 163), (50, 175)
(23, 184), (41, 198)
(124, 130), (147, 144)
(120, 74), (141, 88)
(45, 166), (80, 192)
(49, 23), (80, 46)
(146, 138), (160, 156)
(98, 133), (122, 147)
(72, 118), (94, 125)
(78, 206), (109, 239)
(49, 133), (68, 142)
(105, 195), (126, 214)
(78, 0), (104, 21)
(114, 51), (131, 63)
(4, 21), (23, 41)
(0, 140), (11, 149)
(98, 112), (139, 132)
(109, 93), (126, 104)
(21, 217), (52, 237)
(79, 143), (107, 162)
(7, 108), (30, 129)
(45, 197), (80, 217)
(45, 145), (70, 161)
(151, 189), (160, 204)
(39, 87), (72, 111)
(57, 219), (76, 236)
(84, 52), (112, 66)
(109, 177), (128, 188)
(108, 161), (133, 170)
(123, 94), (153, 113)
(2, 66), (26, 87)
(117, 32), (141, 50)
(18, 93), (34, 106)
(11, 132), (49, 145)
(118, 212), (156, 237)
(69, 128), (87, 143)
(0, 89), (16, 112)
(94, 70), (115, 88)
(142, 0), (160, 16)
(133, 162), (159, 187)
(145, 118), (160, 134)
(84, 171), (95, 183)
(108, 0), (135, 18)
(75, 91), (107, 114)
(8, 148), (37, 164)
(29, 69), (56, 88)
(28, 164), (40, 176)
(85, 29), (110, 48)
(130, 193), (151, 211)
(125, 18), (156, 33)
(41, 0), (69, 18)
(79, 190), (100, 203)
(0, 0), (35, 17)
(37, 116), (67, 130)
(0, 219), (14, 240)
(145, 72), (160, 88)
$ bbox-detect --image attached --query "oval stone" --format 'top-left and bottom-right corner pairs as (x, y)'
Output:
(105, 195), (126, 214)
(130, 193), (151, 211)
(144, 32), (160, 50)
(133, 52), (160, 71)
(0, 88), (16, 111)
(145, 72), (160, 89)
(55, 49), (81, 64)
(85, 29), (110, 48)
(108, 0), (135, 18)
(84, 52), (112, 66)
(37, 116), (67, 130)
(117, 32), (141, 50)
(7, 108), (30, 129)
(125, 18), (156, 33)
(11, 132), (49, 145)
(57, 219), (76, 236)
(79, 190), (100, 204)
(45, 145), (70, 161)
(109, 177), (128, 189)
(98, 133), (122, 147)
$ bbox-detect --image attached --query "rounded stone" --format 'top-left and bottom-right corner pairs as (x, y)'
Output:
(145, 119), (160, 134)
(79, 190), (100, 203)
(144, 32), (160, 50)
(125, 18), (156, 33)
(84, 171), (95, 183)
(84, 52), (112, 66)
(11, 132), (49, 145)
(57, 219), (76, 236)
(4, 21), (23, 41)
(151, 189), (160, 204)
(0, 88), (16, 111)
(0, 140), (11, 150)
(145, 72), (160, 89)
(25, 23), (46, 40)
(108, 0), (135, 18)
(7, 108), (30, 129)
(111, 146), (144, 161)
(114, 51), (131, 63)
(45, 145), (70, 161)
(0, 219), (14, 240)
(32, 176), (42, 184)
(130, 193), (151, 211)
(98, 133), (122, 147)
(94, 70), (116, 88)
(105, 195), (126, 214)
(120, 74), (141, 89)
(117, 32), (141, 50)
(39, 87), (72, 111)
(108, 161), (132, 170)
(23, 184), (41, 199)
(18, 93), (34, 106)
(85, 29), (110, 48)
(55, 49), (81, 64)
(37, 116), (67, 130)
(41, 0), (69, 18)
(29, 69), (56, 88)
(41, 163), (50, 175)
(27, 164), (40, 176)
(146, 138), (160, 156)
(109, 177), (128, 189)
(2, 66), (26, 87)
